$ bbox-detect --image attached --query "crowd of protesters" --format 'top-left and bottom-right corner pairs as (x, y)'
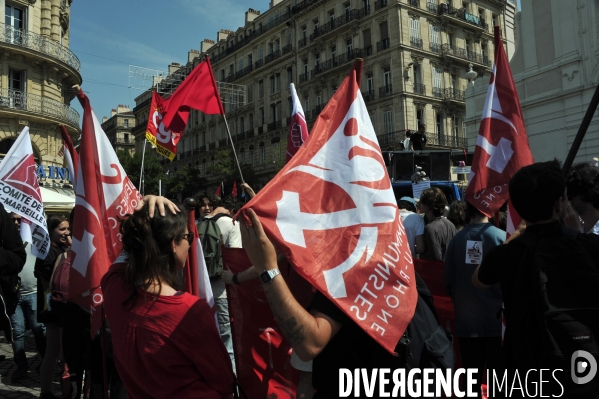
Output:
(1, 160), (599, 398)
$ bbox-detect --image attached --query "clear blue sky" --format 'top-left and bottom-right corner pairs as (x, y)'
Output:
(69, 0), (271, 120)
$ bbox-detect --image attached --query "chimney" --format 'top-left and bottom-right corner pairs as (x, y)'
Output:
(117, 104), (130, 114)
(245, 8), (260, 25)
(188, 49), (200, 63)
(217, 29), (232, 42)
(201, 38), (215, 53)
(168, 62), (181, 75)
(110, 109), (117, 117)
(270, 0), (283, 8)
(102, 116), (107, 123)
(153, 74), (164, 87)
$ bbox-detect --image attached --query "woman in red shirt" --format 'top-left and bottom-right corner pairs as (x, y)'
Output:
(102, 202), (235, 399)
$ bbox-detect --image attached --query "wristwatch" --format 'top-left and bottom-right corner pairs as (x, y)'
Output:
(260, 268), (281, 284)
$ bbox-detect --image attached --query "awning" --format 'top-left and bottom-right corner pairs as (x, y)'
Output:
(40, 186), (75, 214)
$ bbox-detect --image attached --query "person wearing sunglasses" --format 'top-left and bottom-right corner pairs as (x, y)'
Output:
(101, 201), (235, 399)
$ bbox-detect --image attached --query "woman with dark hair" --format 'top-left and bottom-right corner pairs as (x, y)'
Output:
(448, 200), (468, 231)
(102, 202), (235, 399)
(36, 215), (71, 399)
(419, 188), (457, 261)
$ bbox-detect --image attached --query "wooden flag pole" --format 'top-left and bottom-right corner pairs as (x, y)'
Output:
(221, 113), (245, 184)
(563, 83), (599, 174)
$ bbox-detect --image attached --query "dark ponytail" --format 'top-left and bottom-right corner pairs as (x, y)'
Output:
(119, 202), (186, 307)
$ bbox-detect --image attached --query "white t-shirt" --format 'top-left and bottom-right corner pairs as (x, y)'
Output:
(400, 209), (425, 257)
(202, 214), (242, 248)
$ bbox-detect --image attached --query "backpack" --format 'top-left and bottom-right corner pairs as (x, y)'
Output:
(402, 273), (454, 371)
(198, 214), (229, 277)
(510, 228), (599, 393)
(0, 274), (21, 316)
(51, 251), (72, 303)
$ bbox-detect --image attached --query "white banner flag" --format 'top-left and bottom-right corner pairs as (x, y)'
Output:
(0, 127), (50, 258)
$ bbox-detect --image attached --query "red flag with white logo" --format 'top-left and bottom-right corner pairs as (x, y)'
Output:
(466, 26), (534, 218)
(59, 125), (79, 184)
(69, 89), (143, 337)
(0, 127), (50, 258)
(145, 91), (183, 161)
(286, 83), (309, 163)
(239, 60), (417, 354)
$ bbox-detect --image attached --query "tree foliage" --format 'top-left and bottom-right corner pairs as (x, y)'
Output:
(117, 149), (166, 196)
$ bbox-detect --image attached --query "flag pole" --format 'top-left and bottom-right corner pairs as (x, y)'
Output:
(562, 83), (599, 174)
(139, 138), (147, 194)
(221, 113), (245, 184)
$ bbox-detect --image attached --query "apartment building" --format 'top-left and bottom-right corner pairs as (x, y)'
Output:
(134, 0), (515, 190)
(0, 0), (81, 173)
(101, 104), (136, 155)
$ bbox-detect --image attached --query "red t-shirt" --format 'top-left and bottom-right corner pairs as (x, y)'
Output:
(102, 263), (234, 399)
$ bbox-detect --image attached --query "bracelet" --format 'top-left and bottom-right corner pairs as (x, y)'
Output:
(232, 273), (240, 285)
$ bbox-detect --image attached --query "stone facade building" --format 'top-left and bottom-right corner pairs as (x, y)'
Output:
(101, 104), (135, 155)
(0, 0), (81, 174)
(134, 0), (516, 190)
(465, 0), (599, 164)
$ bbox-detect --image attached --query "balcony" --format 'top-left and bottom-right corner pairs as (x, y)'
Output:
(0, 23), (81, 72)
(258, 126), (264, 134)
(430, 42), (441, 54)
(267, 120), (282, 131)
(209, 142), (216, 150)
(410, 37), (423, 49)
(438, 4), (488, 30)
(299, 72), (309, 84)
(298, 37), (308, 49)
(433, 87), (443, 99)
(378, 131), (400, 147)
(379, 85), (393, 98)
(265, 50), (281, 64)
(309, 9), (366, 41)
(376, 38), (391, 52)
(374, 0), (388, 11)
(309, 49), (364, 79)
(426, 1), (437, 13)
(441, 44), (491, 66)
(442, 88), (465, 101)
(413, 83), (426, 96)
(244, 129), (254, 139)
(254, 59), (264, 69)
(362, 90), (375, 102)
(292, 0), (323, 14)
(427, 133), (468, 148)
(0, 89), (80, 126)
(408, 0), (420, 8)
(365, 45), (373, 56)
(282, 44), (293, 55)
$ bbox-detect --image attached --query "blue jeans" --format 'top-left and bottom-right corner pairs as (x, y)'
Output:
(10, 293), (46, 367)
(211, 278), (236, 373)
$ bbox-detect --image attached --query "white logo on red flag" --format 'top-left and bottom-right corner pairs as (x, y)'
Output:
(241, 62), (417, 354)
(0, 127), (50, 258)
(146, 92), (183, 160)
(466, 27), (533, 217)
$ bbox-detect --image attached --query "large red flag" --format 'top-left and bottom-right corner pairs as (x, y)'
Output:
(239, 60), (417, 354)
(231, 181), (237, 197)
(59, 125), (79, 184)
(161, 57), (224, 132)
(286, 83), (309, 163)
(69, 89), (143, 336)
(466, 26), (534, 217)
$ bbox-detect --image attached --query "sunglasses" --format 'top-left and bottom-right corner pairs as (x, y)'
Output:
(181, 233), (194, 245)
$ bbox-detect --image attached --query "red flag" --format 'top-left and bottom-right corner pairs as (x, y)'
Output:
(223, 248), (299, 398)
(59, 125), (79, 184)
(239, 60), (417, 354)
(466, 26), (534, 217)
(215, 182), (222, 197)
(183, 207), (200, 297)
(145, 91), (183, 161)
(69, 89), (143, 337)
(232, 181), (237, 197)
(161, 57), (224, 133)
(286, 83), (309, 163)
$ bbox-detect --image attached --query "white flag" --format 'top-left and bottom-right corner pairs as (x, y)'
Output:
(0, 127), (50, 258)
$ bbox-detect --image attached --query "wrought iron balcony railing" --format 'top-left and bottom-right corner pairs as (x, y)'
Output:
(298, 37), (308, 49)
(309, 49), (364, 79)
(442, 88), (465, 101)
(282, 44), (293, 55)
(379, 84), (393, 98)
(441, 44), (491, 66)
(299, 72), (309, 84)
(410, 37), (423, 49)
(362, 90), (375, 102)
(0, 89), (80, 126)
(408, 0), (420, 8)
(426, 1), (437, 13)
(374, 0), (388, 11)
(427, 133), (468, 148)
(438, 4), (486, 29)
(1, 23), (80, 72)
(377, 38), (391, 52)
(378, 131), (399, 146)
(430, 42), (441, 54)
(433, 87), (443, 99)
(413, 83), (426, 95)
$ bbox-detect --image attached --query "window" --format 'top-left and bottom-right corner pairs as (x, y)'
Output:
(369, 112), (376, 129)
(249, 114), (254, 131)
(433, 67), (443, 89)
(416, 109), (424, 128)
(413, 64), (422, 86)
(270, 104), (276, 122)
(123, 119), (129, 128)
(9, 69), (25, 92)
(429, 24), (440, 51)
(247, 53), (253, 66)
(124, 133), (129, 143)
(220, 69), (225, 81)
(363, 29), (372, 53)
(239, 150), (245, 165)
(229, 64), (234, 76)
(247, 84), (254, 102)
(249, 146), (255, 166)
(363, 0), (371, 12)
(448, 33), (454, 46)
(258, 47), (263, 62)
(315, 54), (320, 68)
(466, 40), (471, 58)
(453, 115), (460, 136)
(259, 142), (265, 164)
(367, 74), (374, 92)
(379, 22), (388, 41)
(383, 110), (393, 134)
(287, 67), (293, 85)
(316, 95), (322, 107)
(303, 61), (309, 76)
(239, 117), (244, 134)
(436, 112), (444, 135)
(270, 76), (275, 94)
(329, 11), (335, 24)
(259, 108), (264, 126)
(481, 43), (487, 59)
(259, 80), (264, 99)
(410, 17), (420, 39)
(331, 45), (337, 60)
(238, 58), (243, 72)
(302, 26), (307, 39)
(220, 124), (227, 140)
(5, 4), (24, 40)
(272, 141), (280, 162)
(345, 3), (351, 19)
(383, 68), (391, 87)
(478, 8), (484, 22)
(275, 74), (281, 93)
(492, 14), (497, 27)
(200, 131), (206, 146)
(346, 38), (353, 53)
(210, 127), (216, 143)
(313, 19), (319, 32)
